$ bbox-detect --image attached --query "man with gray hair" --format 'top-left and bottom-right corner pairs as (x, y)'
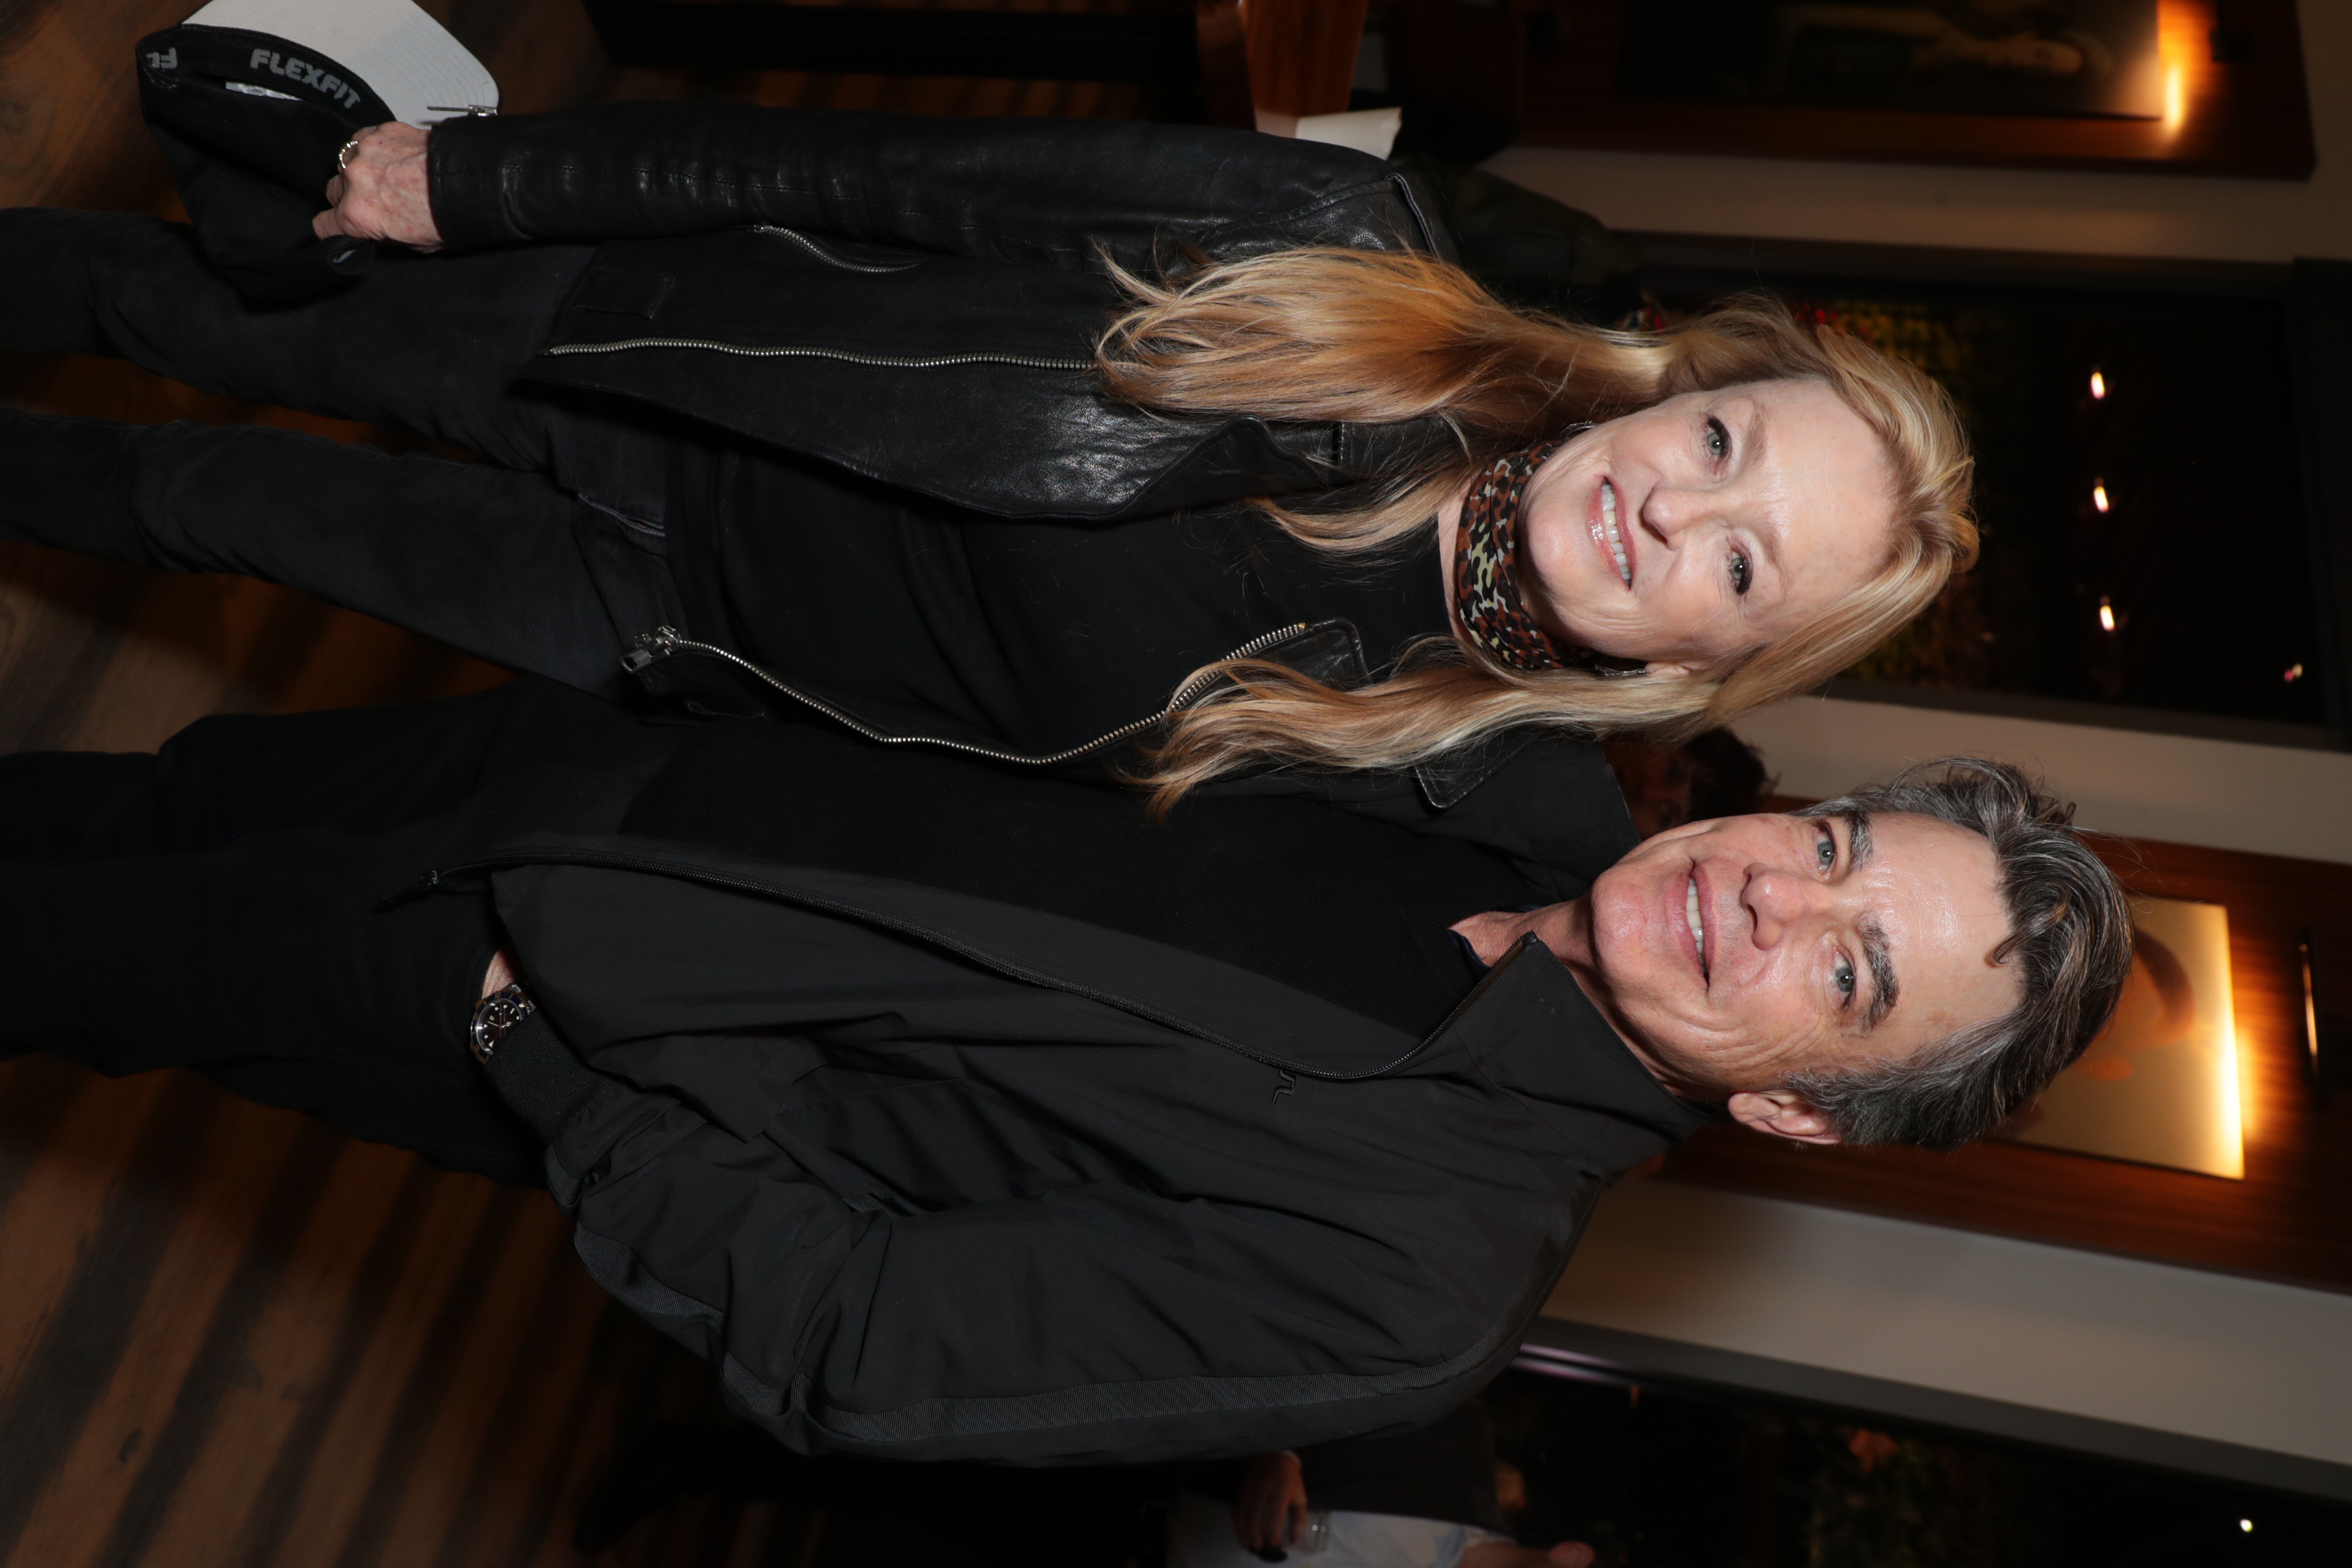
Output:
(0, 682), (2130, 1469)
(1782, 761), (2134, 1147)
(1456, 756), (2133, 1151)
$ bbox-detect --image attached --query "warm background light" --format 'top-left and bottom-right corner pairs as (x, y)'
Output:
(2223, 1024), (2248, 1158)
(2092, 482), (2111, 513)
(2157, 0), (2194, 136)
(2090, 369), (2106, 400)
(2099, 597), (2117, 633)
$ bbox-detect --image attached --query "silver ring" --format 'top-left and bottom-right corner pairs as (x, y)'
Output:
(336, 133), (362, 172)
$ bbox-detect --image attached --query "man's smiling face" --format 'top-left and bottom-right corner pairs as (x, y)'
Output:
(1581, 808), (2021, 1116)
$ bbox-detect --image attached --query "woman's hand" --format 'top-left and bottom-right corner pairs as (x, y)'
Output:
(1231, 1450), (1309, 1552)
(314, 123), (443, 250)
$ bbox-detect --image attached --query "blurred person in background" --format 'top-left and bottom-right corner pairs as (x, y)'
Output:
(577, 1403), (1595, 1568)
(1604, 730), (1774, 838)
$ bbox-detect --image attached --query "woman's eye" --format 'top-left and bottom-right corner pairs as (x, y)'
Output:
(1834, 955), (1857, 1003)
(1705, 416), (1730, 462)
(1730, 551), (1752, 597)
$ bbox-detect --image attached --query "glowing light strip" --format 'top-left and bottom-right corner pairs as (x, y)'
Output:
(2216, 964), (2245, 1178)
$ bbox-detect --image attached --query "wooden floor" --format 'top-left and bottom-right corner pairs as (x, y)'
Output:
(0, 1), (1158, 1563)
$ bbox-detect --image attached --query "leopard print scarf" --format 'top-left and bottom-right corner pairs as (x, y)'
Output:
(1452, 440), (1568, 671)
(1450, 428), (1646, 678)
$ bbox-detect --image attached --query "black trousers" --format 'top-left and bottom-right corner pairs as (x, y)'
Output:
(0, 680), (677, 1185)
(0, 208), (702, 699)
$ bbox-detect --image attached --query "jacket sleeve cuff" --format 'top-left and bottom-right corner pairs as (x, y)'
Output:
(480, 1009), (607, 1142)
(425, 113), (529, 253)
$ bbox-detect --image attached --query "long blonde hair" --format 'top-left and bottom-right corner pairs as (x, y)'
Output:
(1095, 249), (1978, 807)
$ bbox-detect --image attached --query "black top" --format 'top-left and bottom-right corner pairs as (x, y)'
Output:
(621, 716), (1517, 1037)
(706, 450), (1450, 756)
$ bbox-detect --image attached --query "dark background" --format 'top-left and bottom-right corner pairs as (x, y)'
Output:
(1485, 1363), (2350, 1567)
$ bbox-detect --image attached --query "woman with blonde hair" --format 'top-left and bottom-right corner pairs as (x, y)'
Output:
(1099, 250), (1972, 800)
(2, 74), (1972, 816)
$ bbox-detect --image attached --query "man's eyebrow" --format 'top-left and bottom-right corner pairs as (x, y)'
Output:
(1843, 810), (1874, 871)
(1860, 914), (1900, 1031)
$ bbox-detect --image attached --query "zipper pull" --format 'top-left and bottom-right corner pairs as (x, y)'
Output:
(375, 867), (445, 909)
(621, 625), (682, 674)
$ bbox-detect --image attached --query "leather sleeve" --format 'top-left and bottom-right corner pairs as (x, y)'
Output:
(426, 102), (1448, 267)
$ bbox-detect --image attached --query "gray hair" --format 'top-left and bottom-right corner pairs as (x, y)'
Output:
(1782, 758), (2134, 1150)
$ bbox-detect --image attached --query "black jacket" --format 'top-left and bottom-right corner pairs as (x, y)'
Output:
(428, 103), (1459, 523)
(424, 105), (1564, 805)
(451, 717), (1711, 1467)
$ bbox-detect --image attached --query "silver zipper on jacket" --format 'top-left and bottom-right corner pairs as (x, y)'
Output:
(748, 225), (923, 274)
(629, 622), (1310, 767)
(544, 338), (1094, 373)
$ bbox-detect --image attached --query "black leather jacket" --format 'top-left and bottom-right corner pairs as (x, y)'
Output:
(425, 104), (1514, 791)
(423, 106), (1590, 827)
(426, 103), (1458, 522)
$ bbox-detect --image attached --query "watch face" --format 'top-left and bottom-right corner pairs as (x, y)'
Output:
(470, 985), (535, 1064)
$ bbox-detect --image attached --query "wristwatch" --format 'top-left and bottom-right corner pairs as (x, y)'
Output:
(469, 982), (537, 1066)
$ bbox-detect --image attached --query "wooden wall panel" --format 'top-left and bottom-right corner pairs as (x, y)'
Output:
(1509, 0), (2317, 178)
(1242, 0), (1367, 118)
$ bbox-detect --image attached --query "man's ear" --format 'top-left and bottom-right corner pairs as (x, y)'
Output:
(1726, 1089), (1843, 1145)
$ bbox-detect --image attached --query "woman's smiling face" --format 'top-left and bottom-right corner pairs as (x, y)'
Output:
(1512, 378), (1898, 674)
